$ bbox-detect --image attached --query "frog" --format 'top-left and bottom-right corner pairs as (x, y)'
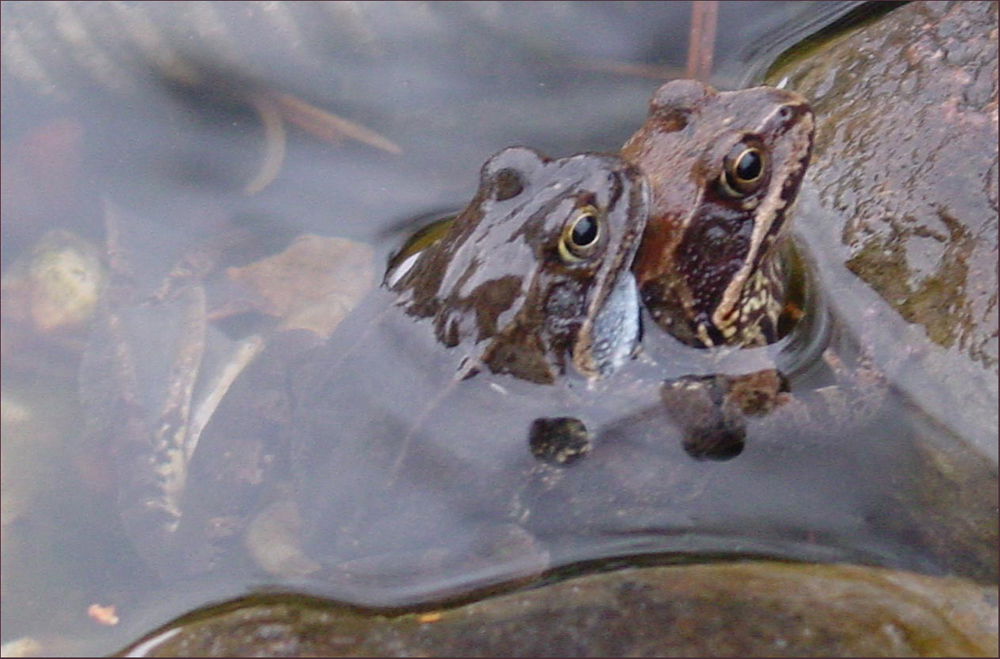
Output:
(385, 146), (648, 383)
(622, 78), (815, 350)
(279, 146), (651, 595)
(615, 79), (871, 458)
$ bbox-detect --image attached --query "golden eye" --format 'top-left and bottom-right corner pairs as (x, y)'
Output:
(558, 205), (602, 262)
(720, 144), (766, 197)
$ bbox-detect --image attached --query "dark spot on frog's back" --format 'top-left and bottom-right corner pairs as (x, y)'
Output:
(434, 274), (522, 348)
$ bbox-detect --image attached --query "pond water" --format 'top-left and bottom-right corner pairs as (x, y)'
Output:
(5, 2), (993, 656)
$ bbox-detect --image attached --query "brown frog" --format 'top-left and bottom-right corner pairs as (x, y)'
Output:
(617, 79), (827, 459)
(622, 79), (815, 349)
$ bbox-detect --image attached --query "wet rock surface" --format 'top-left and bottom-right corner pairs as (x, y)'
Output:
(770, 0), (998, 459)
(124, 562), (998, 658)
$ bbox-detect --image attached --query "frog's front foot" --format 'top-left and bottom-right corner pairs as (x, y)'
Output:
(660, 370), (788, 460)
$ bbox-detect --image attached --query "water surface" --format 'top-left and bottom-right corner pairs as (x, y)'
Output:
(11, 3), (978, 656)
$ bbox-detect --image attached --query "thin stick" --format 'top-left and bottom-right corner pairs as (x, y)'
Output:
(686, 0), (718, 81)
(275, 92), (403, 155)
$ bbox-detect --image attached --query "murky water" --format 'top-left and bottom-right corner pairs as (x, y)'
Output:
(6, 2), (994, 656)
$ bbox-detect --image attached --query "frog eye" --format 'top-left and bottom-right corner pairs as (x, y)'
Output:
(559, 205), (603, 262)
(719, 142), (767, 197)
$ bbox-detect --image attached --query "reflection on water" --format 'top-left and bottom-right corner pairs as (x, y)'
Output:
(3, 2), (993, 656)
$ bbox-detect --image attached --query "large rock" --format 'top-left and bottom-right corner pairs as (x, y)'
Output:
(770, 0), (998, 460)
(123, 562), (998, 657)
